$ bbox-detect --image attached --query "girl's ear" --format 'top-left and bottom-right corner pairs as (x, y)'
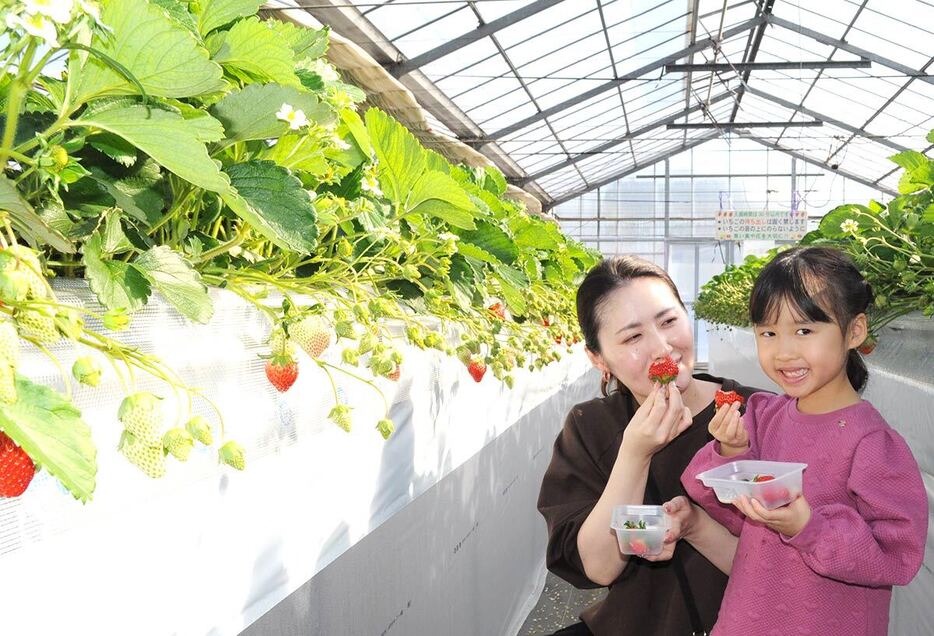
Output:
(847, 313), (868, 349)
(585, 347), (610, 374)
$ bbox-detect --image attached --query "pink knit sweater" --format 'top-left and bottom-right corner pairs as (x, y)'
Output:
(682, 393), (928, 636)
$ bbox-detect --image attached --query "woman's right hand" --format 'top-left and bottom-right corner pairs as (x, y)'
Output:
(620, 382), (692, 460)
(708, 401), (748, 456)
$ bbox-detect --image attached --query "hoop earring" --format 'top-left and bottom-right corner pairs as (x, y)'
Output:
(602, 370), (611, 383)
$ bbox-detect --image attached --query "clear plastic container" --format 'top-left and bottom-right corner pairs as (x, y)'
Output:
(610, 505), (670, 556)
(695, 460), (807, 510)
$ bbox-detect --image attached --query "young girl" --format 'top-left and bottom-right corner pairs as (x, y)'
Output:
(681, 245), (928, 635)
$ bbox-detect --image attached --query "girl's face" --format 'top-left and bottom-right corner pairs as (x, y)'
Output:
(586, 277), (694, 403)
(754, 299), (866, 413)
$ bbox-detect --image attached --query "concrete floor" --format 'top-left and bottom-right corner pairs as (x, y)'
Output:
(517, 572), (606, 635)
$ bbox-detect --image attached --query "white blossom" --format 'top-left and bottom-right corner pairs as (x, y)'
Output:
(313, 58), (340, 83)
(7, 12), (59, 47)
(275, 103), (308, 130)
(840, 219), (859, 234)
(24, 0), (74, 25)
(910, 254), (921, 265)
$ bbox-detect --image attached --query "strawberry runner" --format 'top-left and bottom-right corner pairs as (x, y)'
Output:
(681, 392), (927, 635)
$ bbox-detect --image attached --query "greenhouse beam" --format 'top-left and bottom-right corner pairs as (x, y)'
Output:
(486, 15), (766, 140)
(740, 134), (898, 197)
(518, 91), (735, 185)
(743, 86), (910, 154)
(544, 132), (720, 210)
(665, 59), (871, 72)
(388, 0), (565, 77)
(768, 15), (934, 85)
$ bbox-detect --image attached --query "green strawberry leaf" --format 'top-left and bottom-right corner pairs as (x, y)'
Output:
(209, 83), (334, 148)
(0, 375), (96, 502)
(149, 0), (199, 35)
(407, 171), (477, 229)
(88, 161), (165, 227)
(447, 254), (481, 308)
(77, 104), (230, 193)
(88, 132), (138, 167)
(223, 160), (318, 254)
(132, 246), (214, 323)
(456, 221), (517, 264)
(71, 0), (224, 102)
(82, 233), (152, 311)
(195, 0), (263, 35)
(0, 176), (74, 253)
(206, 17), (301, 87)
(366, 108), (427, 206)
(482, 165), (508, 196)
(267, 20), (329, 61)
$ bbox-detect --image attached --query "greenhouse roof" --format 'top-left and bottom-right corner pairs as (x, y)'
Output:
(286, 0), (934, 209)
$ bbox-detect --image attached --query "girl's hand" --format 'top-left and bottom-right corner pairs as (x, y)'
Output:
(733, 493), (812, 538)
(620, 383), (692, 460)
(708, 401), (748, 457)
(641, 496), (696, 562)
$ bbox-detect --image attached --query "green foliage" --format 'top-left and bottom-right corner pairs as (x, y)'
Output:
(0, 0), (594, 498)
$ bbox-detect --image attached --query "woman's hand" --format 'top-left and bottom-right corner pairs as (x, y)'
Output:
(708, 401), (748, 457)
(733, 493), (811, 538)
(640, 495), (697, 562)
(620, 382), (692, 460)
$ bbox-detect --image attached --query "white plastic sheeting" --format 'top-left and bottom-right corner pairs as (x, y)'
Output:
(0, 282), (596, 635)
(708, 316), (934, 635)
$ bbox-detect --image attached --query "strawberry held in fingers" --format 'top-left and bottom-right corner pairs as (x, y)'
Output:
(628, 538), (648, 555)
(0, 431), (35, 497)
(648, 356), (678, 384)
(714, 389), (745, 409)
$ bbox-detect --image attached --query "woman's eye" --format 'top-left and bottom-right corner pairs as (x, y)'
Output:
(662, 317), (677, 326)
(624, 334), (640, 344)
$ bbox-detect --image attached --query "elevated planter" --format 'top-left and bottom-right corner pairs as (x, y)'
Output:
(0, 282), (597, 635)
(708, 313), (934, 636)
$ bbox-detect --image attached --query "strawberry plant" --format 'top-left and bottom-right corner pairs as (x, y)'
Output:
(0, 0), (597, 501)
(697, 142), (933, 345)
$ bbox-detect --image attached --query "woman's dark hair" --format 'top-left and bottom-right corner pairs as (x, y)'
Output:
(576, 255), (686, 395)
(749, 246), (872, 392)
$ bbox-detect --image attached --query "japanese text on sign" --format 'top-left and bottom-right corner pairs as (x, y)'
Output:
(716, 209), (808, 240)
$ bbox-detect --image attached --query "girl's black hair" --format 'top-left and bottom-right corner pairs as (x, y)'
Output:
(749, 246), (873, 392)
(576, 256), (686, 395)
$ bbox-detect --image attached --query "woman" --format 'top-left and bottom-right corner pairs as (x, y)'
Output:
(537, 255), (760, 635)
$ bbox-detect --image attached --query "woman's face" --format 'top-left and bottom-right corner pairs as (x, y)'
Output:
(586, 277), (695, 403)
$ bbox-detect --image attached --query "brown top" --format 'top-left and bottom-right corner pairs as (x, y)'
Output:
(537, 374), (762, 636)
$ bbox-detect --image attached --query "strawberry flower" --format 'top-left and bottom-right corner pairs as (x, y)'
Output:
(24, 0), (74, 25)
(275, 103), (308, 130)
(840, 219), (859, 234)
(6, 11), (60, 47)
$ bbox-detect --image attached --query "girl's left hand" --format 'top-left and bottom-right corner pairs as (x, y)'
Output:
(641, 495), (696, 562)
(733, 493), (811, 538)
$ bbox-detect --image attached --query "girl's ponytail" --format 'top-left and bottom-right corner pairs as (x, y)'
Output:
(846, 349), (868, 393)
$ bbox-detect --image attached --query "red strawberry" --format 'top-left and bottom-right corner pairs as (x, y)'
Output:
(858, 335), (877, 355)
(387, 366), (401, 382)
(467, 356), (486, 383)
(648, 356), (679, 384)
(628, 538), (648, 555)
(752, 474), (775, 483)
(265, 359), (298, 392)
(541, 317), (550, 327)
(760, 485), (791, 508)
(554, 335), (562, 344)
(0, 431), (35, 497)
(714, 389), (745, 408)
(488, 303), (505, 320)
